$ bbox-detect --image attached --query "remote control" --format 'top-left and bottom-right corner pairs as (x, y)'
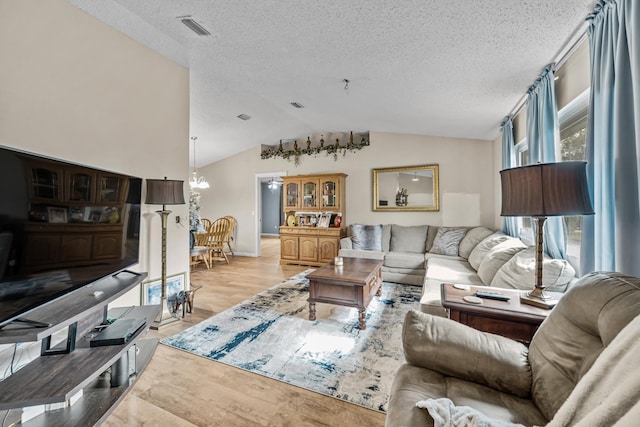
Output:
(475, 291), (511, 301)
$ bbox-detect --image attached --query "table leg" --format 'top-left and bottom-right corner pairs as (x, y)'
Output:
(309, 302), (316, 321)
(376, 281), (382, 296)
(358, 308), (366, 329)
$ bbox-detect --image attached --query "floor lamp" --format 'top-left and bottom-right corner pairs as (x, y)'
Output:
(500, 161), (594, 309)
(145, 177), (185, 329)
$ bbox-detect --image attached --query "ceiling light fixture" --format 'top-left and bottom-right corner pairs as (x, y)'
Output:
(267, 178), (280, 190)
(237, 113), (251, 120)
(412, 173), (419, 182)
(189, 136), (209, 189)
(343, 78), (350, 94)
(178, 16), (211, 36)
(290, 102), (304, 109)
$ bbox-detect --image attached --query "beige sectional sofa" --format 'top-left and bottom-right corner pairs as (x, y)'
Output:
(339, 224), (577, 317)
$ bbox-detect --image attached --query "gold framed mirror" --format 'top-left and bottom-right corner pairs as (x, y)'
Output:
(372, 164), (439, 211)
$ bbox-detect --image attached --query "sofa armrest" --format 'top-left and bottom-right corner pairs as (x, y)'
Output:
(340, 237), (353, 250)
(402, 309), (532, 398)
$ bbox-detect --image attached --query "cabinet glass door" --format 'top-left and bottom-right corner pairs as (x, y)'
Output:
(302, 180), (317, 208)
(67, 170), (95, 203)
(285, 182), (299, 208)
(98, 174), (124, 204)
(30, 165), (63, 202)
(321, 180), (337, 209)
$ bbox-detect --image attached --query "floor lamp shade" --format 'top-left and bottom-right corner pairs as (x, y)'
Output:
(144, 177), (185, 329)
(500, 162), (594, 308)
(145, 178), (185, 206)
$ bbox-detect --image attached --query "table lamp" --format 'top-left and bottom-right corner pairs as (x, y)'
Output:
(500, 162), (594, 308)
(145, 177), (185, 328)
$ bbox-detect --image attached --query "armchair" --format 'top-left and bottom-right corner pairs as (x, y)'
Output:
(386, 271), (640, 427)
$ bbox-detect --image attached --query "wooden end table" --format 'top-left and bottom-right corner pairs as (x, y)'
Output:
(441, 283), (553, 344)
(306, 258), (384, 329)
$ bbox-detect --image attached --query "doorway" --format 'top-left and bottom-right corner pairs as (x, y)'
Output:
(254, 171), (286, 257)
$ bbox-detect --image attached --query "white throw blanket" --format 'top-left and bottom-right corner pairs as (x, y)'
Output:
(417, 313), (640, 427)
(416, 398), (525, 427)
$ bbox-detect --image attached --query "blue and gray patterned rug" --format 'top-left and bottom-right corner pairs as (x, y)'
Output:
(161, 270), (421, 412)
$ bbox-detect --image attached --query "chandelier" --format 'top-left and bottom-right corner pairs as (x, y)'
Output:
(189, 136), (209, 189)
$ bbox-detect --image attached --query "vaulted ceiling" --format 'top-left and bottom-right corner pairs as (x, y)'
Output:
(67, 0), (595, 166)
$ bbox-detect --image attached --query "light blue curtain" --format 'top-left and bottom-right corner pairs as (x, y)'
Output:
(500, 116), (518, 237)
(526, 65), (567, 259)
(581, 0), (640, 276)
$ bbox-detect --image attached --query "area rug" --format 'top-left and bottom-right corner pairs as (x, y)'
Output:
(161, 270), (421, 412)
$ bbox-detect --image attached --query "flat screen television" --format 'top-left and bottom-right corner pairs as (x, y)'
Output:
(0, 145), (142, 328)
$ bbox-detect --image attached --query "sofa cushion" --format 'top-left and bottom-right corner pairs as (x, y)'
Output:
(381, 224), (392, 252)
(426, 225), (439, 252)
(419, 279), (450, 317)
(349, 224), (383, 251)
(468, 232), (509, 270)
(458, 226), (495, 259)
(476, 239), (527, 285)
(390, 225), (429, 253)
(426, 258), (484, 286)
(385, 251), (426, 270)
(338, 248), (385, 260)
(429, 227), (468, 256)
(491, 247), (576, 292)
(385, 365), (547, 427)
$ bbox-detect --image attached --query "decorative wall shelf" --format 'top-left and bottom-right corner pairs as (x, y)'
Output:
(261, 131), (370, 165)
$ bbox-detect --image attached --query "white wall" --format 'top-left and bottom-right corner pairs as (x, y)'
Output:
(0, 0), (191, 306)
(199, 131), (495, 256)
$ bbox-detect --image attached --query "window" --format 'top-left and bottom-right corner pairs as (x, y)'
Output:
(558, 89), (589, 270)
(514, 139), (533, 245)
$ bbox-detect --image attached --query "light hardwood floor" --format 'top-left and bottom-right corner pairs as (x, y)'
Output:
(103, 237), (386, 426)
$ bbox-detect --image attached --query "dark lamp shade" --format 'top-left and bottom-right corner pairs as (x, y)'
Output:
(145, 178), (185, 205)
(500, 162), (594, 217)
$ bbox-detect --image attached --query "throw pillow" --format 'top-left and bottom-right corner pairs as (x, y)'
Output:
(476, 239), (527, 285)
(429, 227), (468, 257)
(468, 232), (509, 270)
(458, 226), (495, 259)
(425, 226), (440, 252)
(349, 224), (383, 251)
(491, 247), (576, 292)
(389, 224), (429, 253)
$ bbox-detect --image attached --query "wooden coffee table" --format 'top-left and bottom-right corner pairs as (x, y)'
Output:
(441, 283), (553, 344)
(306, 258), (384, 329)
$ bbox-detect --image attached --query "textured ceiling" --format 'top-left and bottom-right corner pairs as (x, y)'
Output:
(66, 0), (595, 166)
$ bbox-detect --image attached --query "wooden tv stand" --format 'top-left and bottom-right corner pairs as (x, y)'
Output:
(0, 271), (160, 426)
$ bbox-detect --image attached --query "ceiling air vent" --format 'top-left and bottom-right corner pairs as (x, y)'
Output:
(179, 17), (211, 36)
(290, 102), (304, 109)
(237, 114), (251, 121)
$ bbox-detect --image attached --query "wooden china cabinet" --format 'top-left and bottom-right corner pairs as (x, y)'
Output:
(279, 173), (347, 266)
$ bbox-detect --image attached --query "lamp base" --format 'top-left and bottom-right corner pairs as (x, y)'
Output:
(520, 289), (558, 309)
(150, 297), (180, 330)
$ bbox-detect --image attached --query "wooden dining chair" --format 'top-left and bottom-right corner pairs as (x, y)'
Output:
(222, 215), (237, 258)
(200, 218), (213, 233)
(207, 217), (231, 265)
(190, 232), (212, 269)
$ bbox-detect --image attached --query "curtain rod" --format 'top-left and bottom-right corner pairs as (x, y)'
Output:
(507, 21), (589, 119)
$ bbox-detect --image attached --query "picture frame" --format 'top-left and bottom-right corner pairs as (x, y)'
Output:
(47, 207), (67, 223)
(89, 210), (102, 223)
(317, 213), (331, 228)
(142, 272), (185, 305)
